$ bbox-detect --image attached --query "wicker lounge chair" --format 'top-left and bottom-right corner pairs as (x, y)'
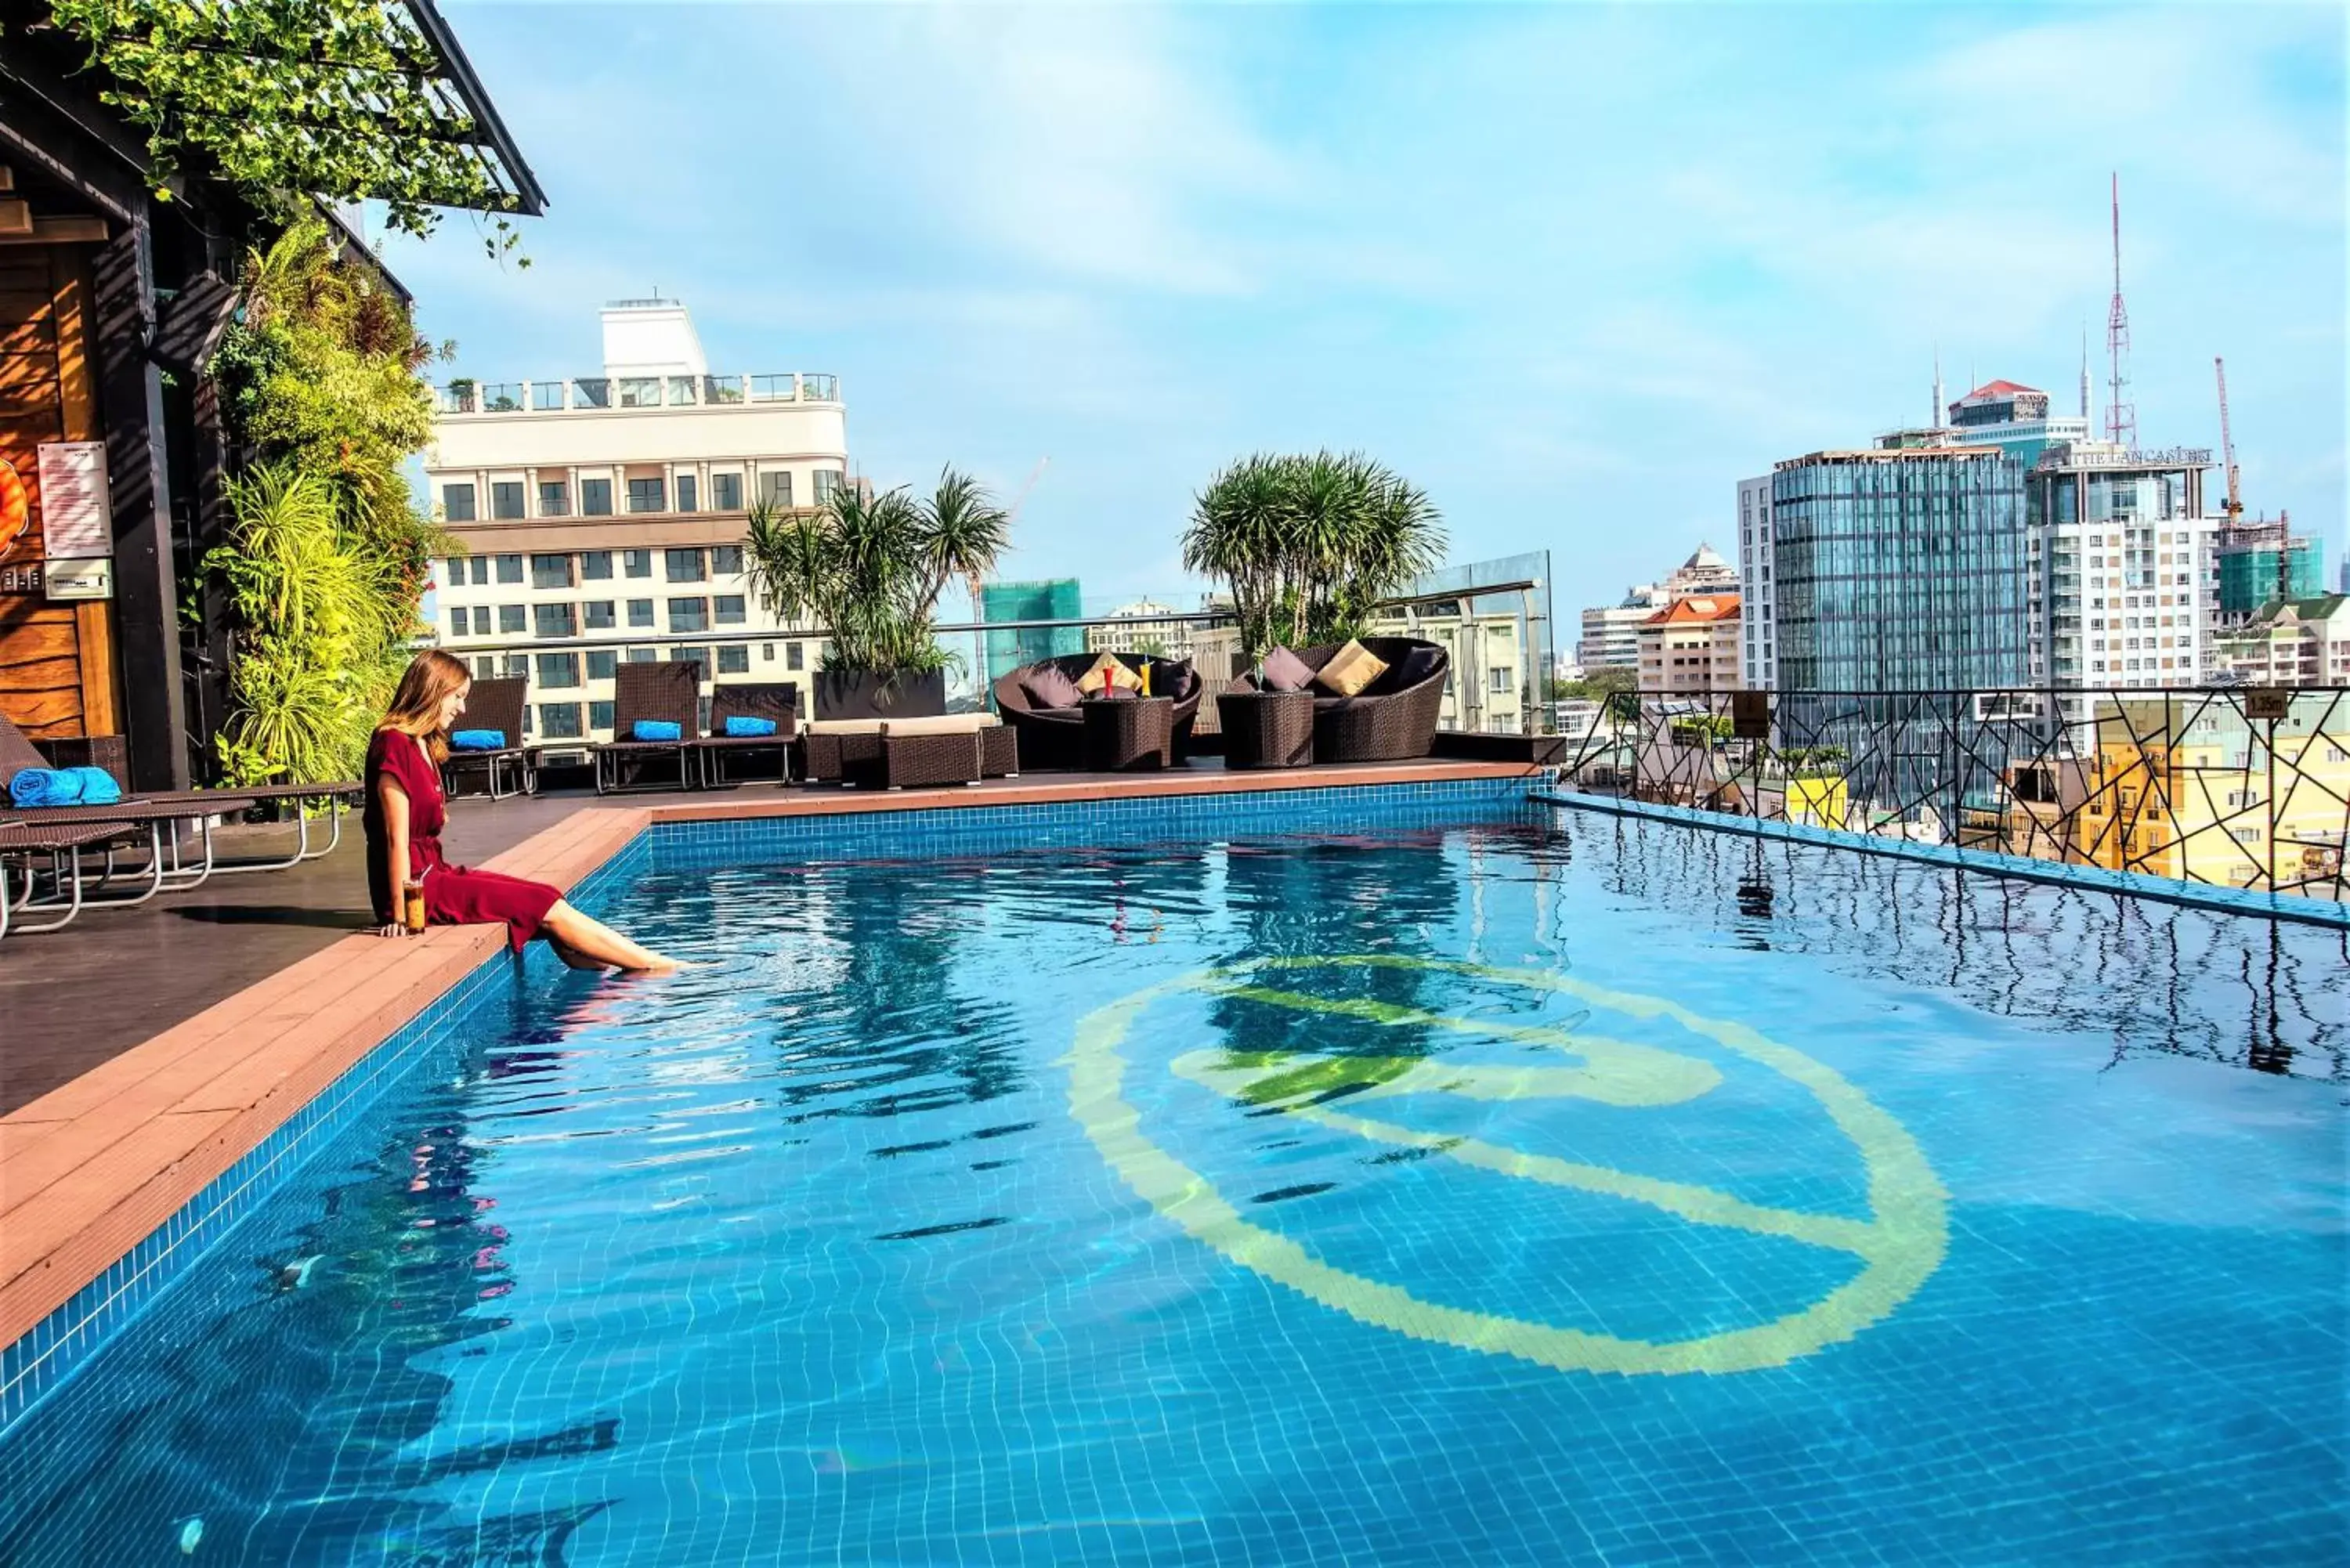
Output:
(0, 719), (276, 891)
(440, 676), (539, 800)
(1, 817), (132, 940)
(992, 653), (1202, 771)
(1224, 638), (1449, 764)
(593, 661), (701, 793)
(5, 714), (356, 873)
(693, 683), (800, 788)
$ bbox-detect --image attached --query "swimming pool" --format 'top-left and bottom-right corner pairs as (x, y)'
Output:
(2, 789), (2344, 1563)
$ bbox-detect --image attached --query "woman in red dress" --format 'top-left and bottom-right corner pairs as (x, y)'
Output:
(367, 650), (677, 971)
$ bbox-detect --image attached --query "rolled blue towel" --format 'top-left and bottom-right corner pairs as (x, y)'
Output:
(450, 728), (508, 752)
(723, 716), (778, 738)
(9, 766), (119, 807)
(68, 765), (121, 805)
(631, 720), (683, 742)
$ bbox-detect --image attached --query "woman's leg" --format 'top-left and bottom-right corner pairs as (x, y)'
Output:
(540, 900), (679, 971)
(548, 934), (608, 971)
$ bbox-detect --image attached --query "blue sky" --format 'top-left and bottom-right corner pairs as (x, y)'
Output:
(388, 2), (2347, 623)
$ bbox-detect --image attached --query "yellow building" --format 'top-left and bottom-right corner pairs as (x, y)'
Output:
(2072, 697), (2350, 894)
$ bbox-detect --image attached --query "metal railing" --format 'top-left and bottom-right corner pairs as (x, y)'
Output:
(436, 373), (841, 414)
(1552, 685), (2350, 902)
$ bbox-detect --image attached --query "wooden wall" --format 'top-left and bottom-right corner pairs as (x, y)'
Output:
(0, 244), (117, 741)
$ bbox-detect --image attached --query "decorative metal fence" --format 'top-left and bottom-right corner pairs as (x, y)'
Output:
(1553, 687), (2350, 902)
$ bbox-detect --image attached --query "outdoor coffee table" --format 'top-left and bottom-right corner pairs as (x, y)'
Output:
(1217, 688), (1315, 770)
(1081, 696), (1174, 771)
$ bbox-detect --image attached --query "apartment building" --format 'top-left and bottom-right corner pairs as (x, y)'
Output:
(425, 299), (847, 747)
(2023, 441), (2223, 720)
(1637, 593), (1741, 695)
(2214, 594), (2350, 686)
(1370, 598), (1531, 733)
(1736, 477), (1776, 688)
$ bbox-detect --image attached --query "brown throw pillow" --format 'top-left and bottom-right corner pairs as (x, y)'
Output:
(1259, 646), (1314, 692)
(1314, 638), (1389, 698)
(1076, 653), (1142, 697)
(1146, 656), (1194, 699)
(1019, 663), (1083, 710)
(1388, 645), (1444, 692)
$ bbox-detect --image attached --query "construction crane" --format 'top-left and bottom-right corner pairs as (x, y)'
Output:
(2214, 356), (2243, 522)
(2214, 359), (2298, 610)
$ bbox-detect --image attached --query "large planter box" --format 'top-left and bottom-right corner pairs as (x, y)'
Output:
(813, 668), (948, 721)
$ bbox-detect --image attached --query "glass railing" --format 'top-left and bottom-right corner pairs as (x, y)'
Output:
(436, 374), (840, 413)
(1548, 685), (2350, 902)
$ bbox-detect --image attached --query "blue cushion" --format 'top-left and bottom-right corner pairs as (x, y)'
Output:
(450, 728), (508, 752)
(723, 716), (779, 738)
(9, 766), (121, 808)
(631, 720), (683, 742)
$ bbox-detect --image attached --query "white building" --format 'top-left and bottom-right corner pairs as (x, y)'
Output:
(1736, 475), (1775, 688)
(2214, 594), (2350, 687)
(1086, 600), (1192, 659)
(425, 299), (848, 747)
(2023, 441), (2225, 720)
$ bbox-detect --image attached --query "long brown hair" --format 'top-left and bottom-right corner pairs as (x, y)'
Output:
(381, 649), (472, 764)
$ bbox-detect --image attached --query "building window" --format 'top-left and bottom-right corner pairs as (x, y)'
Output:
(587, 650), (618, 681)
(584, 600), (616, 630)
(813, 469), (844, 503)
(530, 554), (574, 590)
(711, 472), (743, 511)
(1489, 667), (1513, 693)
(675, 474), (698, 513)
(666, 548), (706, 583)
(761, 470), (793, 507)
(492, 481), (526, 520)
(718, 645), (750, 674)
(497, 604), (526, 634)
(474, 656), (497, 678)
(627, 598), (655, 628)
(582, 478), (613, 516)
(448, 607), (469, 637)
(589, 700), (616, 732)
(627, 646), (658, 663)
(538, 702), (584, 739)
(443, 482), (476, 522)
(786, 641), (804, 670)
(668, 597), (710, 633)
(581, 550), (613, 581)
(533, 603), (577, 639)
(714, 594), (747, 626)
(494, 554), (524, 584)
(624, 549), (652, 579)
(442, 556), (465, 587)
(671, 645), (709, 671)
(469, 556), (490, 586)
(536, 652), (580, 689)
(627, 477), (666, 514)
(539, 481), (569, 517)
(712, 544), (743, 576)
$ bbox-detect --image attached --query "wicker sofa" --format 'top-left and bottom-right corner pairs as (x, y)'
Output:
(991, 652), (1203, 771)
(1224, 637), (1449, 764)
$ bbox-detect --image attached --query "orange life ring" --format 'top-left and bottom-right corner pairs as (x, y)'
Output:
(0, 458), (27, 562)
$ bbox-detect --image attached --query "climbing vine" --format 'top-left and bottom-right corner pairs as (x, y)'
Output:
(205, 214), (446, 784)
(42, 0), (527, 255)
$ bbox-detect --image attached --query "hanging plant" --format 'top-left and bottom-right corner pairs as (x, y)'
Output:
(38, 0), (532, 258)
(204, 215), (448, 783)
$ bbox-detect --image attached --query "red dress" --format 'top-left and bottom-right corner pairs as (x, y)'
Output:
(364, 728), (561, 952)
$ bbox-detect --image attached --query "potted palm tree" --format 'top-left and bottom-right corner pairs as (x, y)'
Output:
(743, 467), (1010, 720)
(1181, 450), (1445, 659)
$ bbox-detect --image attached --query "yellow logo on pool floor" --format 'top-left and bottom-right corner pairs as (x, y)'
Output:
(1065, 956), (1947, 1376)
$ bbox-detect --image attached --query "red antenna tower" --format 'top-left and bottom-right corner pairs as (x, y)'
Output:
(2104, 172), (2135, 450)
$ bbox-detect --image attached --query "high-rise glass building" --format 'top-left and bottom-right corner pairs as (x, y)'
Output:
(1770, 446), (2028, 692)
(980, 579), (1083, 685)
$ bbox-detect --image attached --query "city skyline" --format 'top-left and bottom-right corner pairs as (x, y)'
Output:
(381, 4), (2345, 615)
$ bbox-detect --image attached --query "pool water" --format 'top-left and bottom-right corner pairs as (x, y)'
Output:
(2, 811), (2345, 1564)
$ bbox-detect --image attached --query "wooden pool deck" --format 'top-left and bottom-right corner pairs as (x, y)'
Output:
(0, 760), (1546, 1353)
